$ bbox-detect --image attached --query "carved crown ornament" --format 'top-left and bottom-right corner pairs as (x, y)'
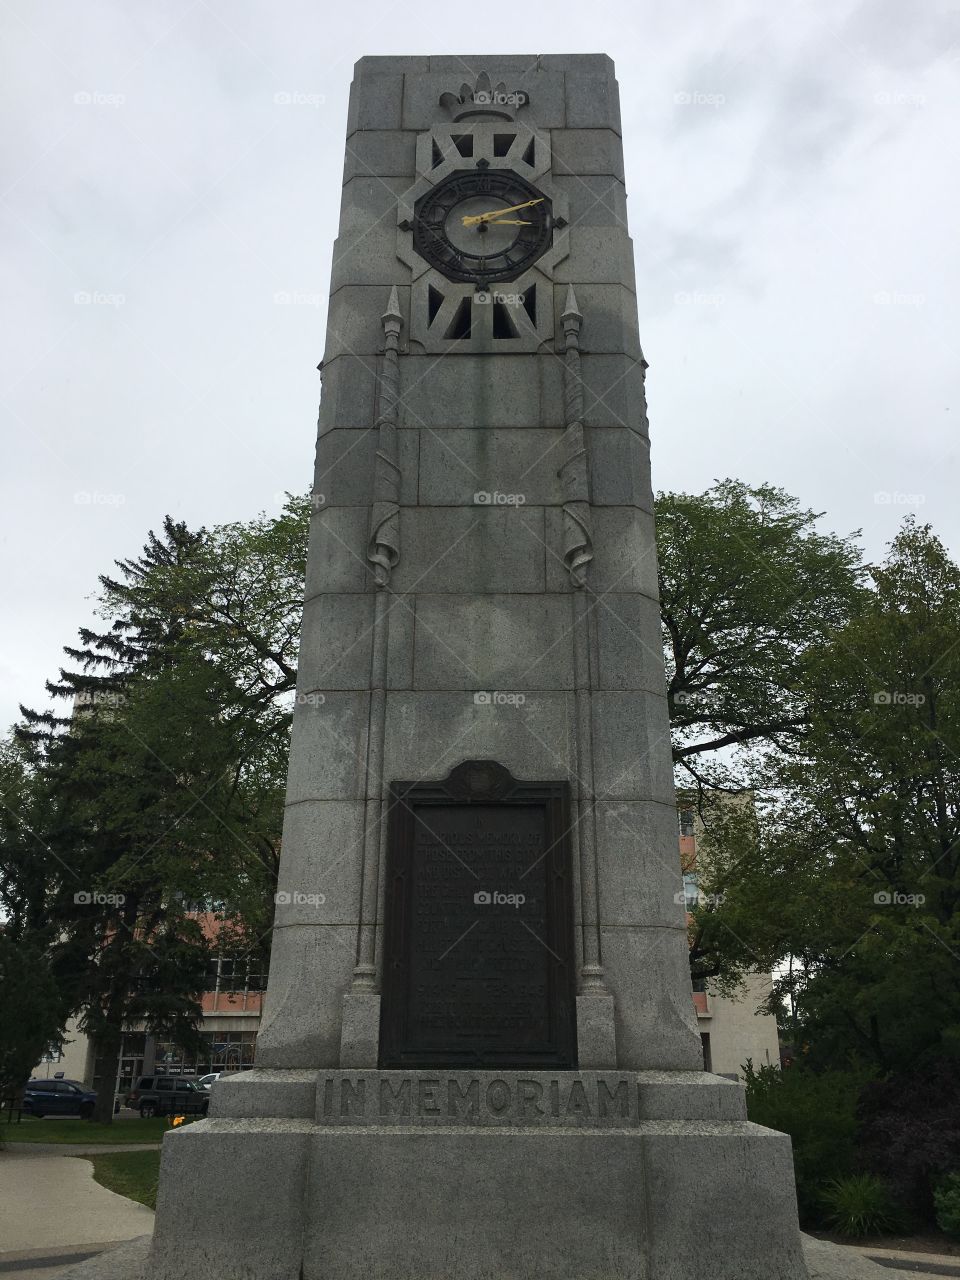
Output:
(438, 70), (530, 122)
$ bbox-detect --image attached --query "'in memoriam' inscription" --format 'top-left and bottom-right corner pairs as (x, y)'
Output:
(320, 1074), (637, 1125)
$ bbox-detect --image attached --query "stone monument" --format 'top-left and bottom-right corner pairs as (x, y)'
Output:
(147, 53), (810, 1280)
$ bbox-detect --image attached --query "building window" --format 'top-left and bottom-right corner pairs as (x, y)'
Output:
(153, 1030), (258, 1077)
(207, 953), (268, 994)
(679, 808), (695, 837)
(701, 1032), (712, 1073)
(682, 873), (700, 908)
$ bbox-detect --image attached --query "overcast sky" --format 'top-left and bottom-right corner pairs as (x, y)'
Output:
(1, 0), (957, 731)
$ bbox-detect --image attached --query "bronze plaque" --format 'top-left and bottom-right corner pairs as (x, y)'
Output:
(379, 761), (577, 1068)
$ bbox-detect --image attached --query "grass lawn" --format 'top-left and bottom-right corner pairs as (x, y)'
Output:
(1, 1115), (195, 1144)
(85, 1149), (162, 1210)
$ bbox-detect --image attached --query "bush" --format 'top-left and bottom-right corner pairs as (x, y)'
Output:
(820, 1173), (901, 1238)
(857, 1059), (960, 1225)
(743, 1061), (867, 1225)
(934, 1174), (960, 1238)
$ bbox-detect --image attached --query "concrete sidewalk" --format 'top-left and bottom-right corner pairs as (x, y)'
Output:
(0, 1147), (154, 1280)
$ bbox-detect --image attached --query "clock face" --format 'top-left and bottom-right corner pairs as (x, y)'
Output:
(412, 167), (553, 286)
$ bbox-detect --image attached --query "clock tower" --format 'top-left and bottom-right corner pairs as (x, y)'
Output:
(146, 55), (810, 1280)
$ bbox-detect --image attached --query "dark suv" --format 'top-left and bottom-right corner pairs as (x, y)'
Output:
(125, 1076), (209, 1118)
(23, 1078), (98, 1118)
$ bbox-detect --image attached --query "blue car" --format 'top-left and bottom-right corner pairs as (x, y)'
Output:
(23, 1078), (98, 1119)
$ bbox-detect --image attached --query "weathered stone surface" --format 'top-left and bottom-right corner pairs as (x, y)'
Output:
(591, 690), (676, 803)
(412, 594), (575, 690)
(587, 427), (654, 507)
(149, 1120), (313, 1280)
(575, 992), (618, 1068)
(304, 1125), (649, 1280)
(315, 354), (378, 436)
(392, 507), (548, 593)
(330, 183), (410, 291)
(544, 506), (659, 596)
(417, 428), (565, 507)
(555, 227), (637, 287)
(325, 284), (409, 361)
(284, 692), (370, 803)
(314, 426), (418, 507)
(593, 591), (665, 691)
(346, 71), (404, 133)
(397, 353), (559, 429)
(304, 507), (369, 595)
(255, 924), (359, 1068)
(601, 924), (704, 1070)
(355, 55), (432, 76)
(297, 593), (374, 690)
(301, 1122), (809, 1280)
(342, 130), (417, 183)
(382, 691), (574, 783)
(209, 1069), (318, 1119)
(565, 68), (622, 132)
(426, 54), (543, 73)
(552, 174), (628, 230)
(551, 128), (625, 179)
(593, 800), (689, 927)
(272, 800), (365, 925)
(49, 1228), (915, 1280)
(538, 53), (615, 74)
(339, 991), (382, 1067)
(579, 353), (650, 429)
(554, 281), (641, 356)
(642, 1123), (807, 1279)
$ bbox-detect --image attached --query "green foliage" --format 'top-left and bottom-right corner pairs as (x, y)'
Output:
(769, 520), (960, 1073)
(657, 479), (865, 790)
(820, 1173), (902, 1238)
(743, 1062), (867, 1223)
(934, 1174), (960, 1237)
(679, 519), (960, 1075)
(0, 933), (63, 1097)
(7, 501), (307, 1121)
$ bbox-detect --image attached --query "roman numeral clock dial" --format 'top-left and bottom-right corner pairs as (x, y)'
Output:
(412, 166), (554, 286)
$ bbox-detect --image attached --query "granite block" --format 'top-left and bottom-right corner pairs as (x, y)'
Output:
(284, 691), (370, 803)
(392, 506), (547, 593)
(255, 923), (359, 1068)
(412, 594), (575, 690)
(274, 799), (366, 924)
(383, 690), (574, 783)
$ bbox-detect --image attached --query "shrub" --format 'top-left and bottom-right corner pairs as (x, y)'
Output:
(743, 1061), (867, 1225)
(934, 1174), (960, 1238)
(857, 1059), (960, 1225)
(820, 1173), (901, 1238)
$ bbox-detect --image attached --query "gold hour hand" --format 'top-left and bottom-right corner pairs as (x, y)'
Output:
(487, 218), (531, 226)
(462, 197), (544, 227)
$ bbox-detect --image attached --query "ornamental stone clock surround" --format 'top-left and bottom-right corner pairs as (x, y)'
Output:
(145, 55), (811, 1280)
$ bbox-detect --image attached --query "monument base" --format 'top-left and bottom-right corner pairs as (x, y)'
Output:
(144, 1069), (810, 1280)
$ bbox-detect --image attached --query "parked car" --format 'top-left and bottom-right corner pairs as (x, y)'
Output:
(196, 1072), (240, 1092)
(125, 1076), (209, 1119)
(23, 1078), (98, 1119)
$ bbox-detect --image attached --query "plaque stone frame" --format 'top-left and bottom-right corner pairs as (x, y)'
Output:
(379, 760), (578, 1070)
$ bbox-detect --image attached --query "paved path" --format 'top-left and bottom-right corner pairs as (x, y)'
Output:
(0, 1147), (154, 1280)
(3, 1143), (160, 1156)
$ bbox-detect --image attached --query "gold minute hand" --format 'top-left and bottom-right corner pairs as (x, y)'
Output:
(462, 197), (544, 227)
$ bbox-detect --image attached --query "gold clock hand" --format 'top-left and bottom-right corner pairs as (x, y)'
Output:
(486, 218), (532, 226)
(461, 197), (545, 227)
